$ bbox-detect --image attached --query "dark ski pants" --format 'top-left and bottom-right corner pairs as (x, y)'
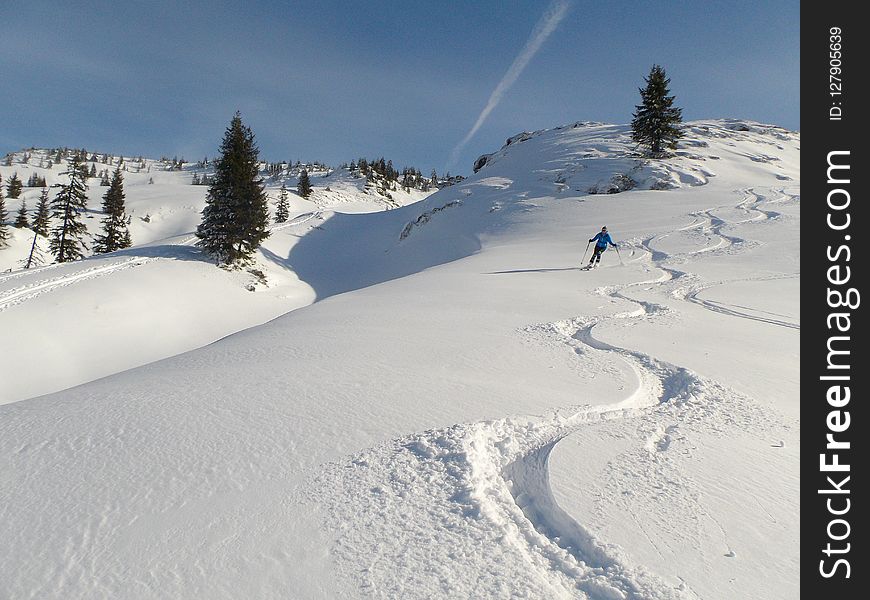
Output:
(590, 245), (606, 264)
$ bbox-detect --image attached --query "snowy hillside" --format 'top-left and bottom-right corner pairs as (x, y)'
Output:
(0, 120), (799, 599)
(0, 149), (430, 273)
(0, 151), (434, 402)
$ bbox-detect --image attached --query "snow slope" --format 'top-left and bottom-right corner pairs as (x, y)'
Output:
(0, 121), (799, 599)
(0, 153), (432, 403)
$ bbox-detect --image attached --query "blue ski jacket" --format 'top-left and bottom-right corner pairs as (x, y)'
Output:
(590, 232), (616, 248)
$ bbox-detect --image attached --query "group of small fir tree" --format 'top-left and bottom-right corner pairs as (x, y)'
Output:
(1, 148), (133, 266)
(46, 157), (132, 263)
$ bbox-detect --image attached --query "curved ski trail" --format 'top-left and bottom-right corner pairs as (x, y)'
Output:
(309, 299), (754, 598)
(307, 186), (792, 598)
(309, 279), (750, 598)
(621, 187), (799, 330)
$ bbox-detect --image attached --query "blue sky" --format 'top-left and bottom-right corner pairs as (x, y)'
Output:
(1, 0), (799, 174)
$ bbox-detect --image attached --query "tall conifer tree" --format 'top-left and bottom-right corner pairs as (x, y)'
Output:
(631, 65), (683, 157)
(14, 200), (29, 228)
(49, 157), (90, 262)
(297, 169), (312, 198)
(33, 187), (51, 237)
(6, 172), (23, 199)
(196, 112), (270, 264)
(275, 183), (290, 223)
(93, 167), (132, 253)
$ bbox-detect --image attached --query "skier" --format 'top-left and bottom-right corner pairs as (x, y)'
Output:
(586, 226), (617, 268)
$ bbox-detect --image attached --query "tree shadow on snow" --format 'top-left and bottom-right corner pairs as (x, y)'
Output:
(259, 246), (295, 272)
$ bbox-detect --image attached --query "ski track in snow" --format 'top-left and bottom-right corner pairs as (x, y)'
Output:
(307, 187), (791, 599)
(681, 277), (799, 330)
(0, 256), (158, 312)
(0, 212), (322, 313)
(268, 210), (323, 232)
(617, 187), (799, 330)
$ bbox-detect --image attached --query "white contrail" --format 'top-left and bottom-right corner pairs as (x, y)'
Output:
(446, 0), (571, 170)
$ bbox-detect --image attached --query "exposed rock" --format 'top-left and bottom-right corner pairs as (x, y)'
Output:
(473, 154), (492, 174)
(505, 131), (533, 146)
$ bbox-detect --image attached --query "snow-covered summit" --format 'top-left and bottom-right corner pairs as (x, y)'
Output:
(474, 118), (797, 192)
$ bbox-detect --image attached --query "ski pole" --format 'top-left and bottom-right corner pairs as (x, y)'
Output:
(616, 245), (623, 265)
(581, 240), (591, 263)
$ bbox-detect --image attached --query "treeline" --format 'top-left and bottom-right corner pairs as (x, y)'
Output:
(3, 147), (190, 175)
(345, 157), (462, 193)
(191, 159), (329, 186)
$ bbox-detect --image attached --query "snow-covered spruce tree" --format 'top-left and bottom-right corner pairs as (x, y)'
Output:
(14, 200), (29, 228)
(297, 169), (312, 198)
(33, 187), (51, 237)
(195, 112), (270, 265)
(275, 182), (290, 223)
(49, 157), (90, 263)
(93, 167), (132, 253)
(6, 172), (23, 199)
(0, 181), (9, 247)
(631, 65), (683, 157)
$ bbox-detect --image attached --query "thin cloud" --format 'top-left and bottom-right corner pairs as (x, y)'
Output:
(446, 0), (571, 170)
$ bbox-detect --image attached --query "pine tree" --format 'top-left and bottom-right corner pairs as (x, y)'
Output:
(0, 179), (8, 247)
(195, 112), (270, 265)
(33, 187), (51, 237)
(6, 172), (23, 199)
(297, 169), (312, 198)
(49, 157), (90, 262)
(14, 200), (29, 228)
(631, 65), (683, 157)
(275, 183), (290, 223)
(93, 167), (132, 253)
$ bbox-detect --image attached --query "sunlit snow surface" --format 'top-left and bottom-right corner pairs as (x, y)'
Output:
(1, 121), (798, 599)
